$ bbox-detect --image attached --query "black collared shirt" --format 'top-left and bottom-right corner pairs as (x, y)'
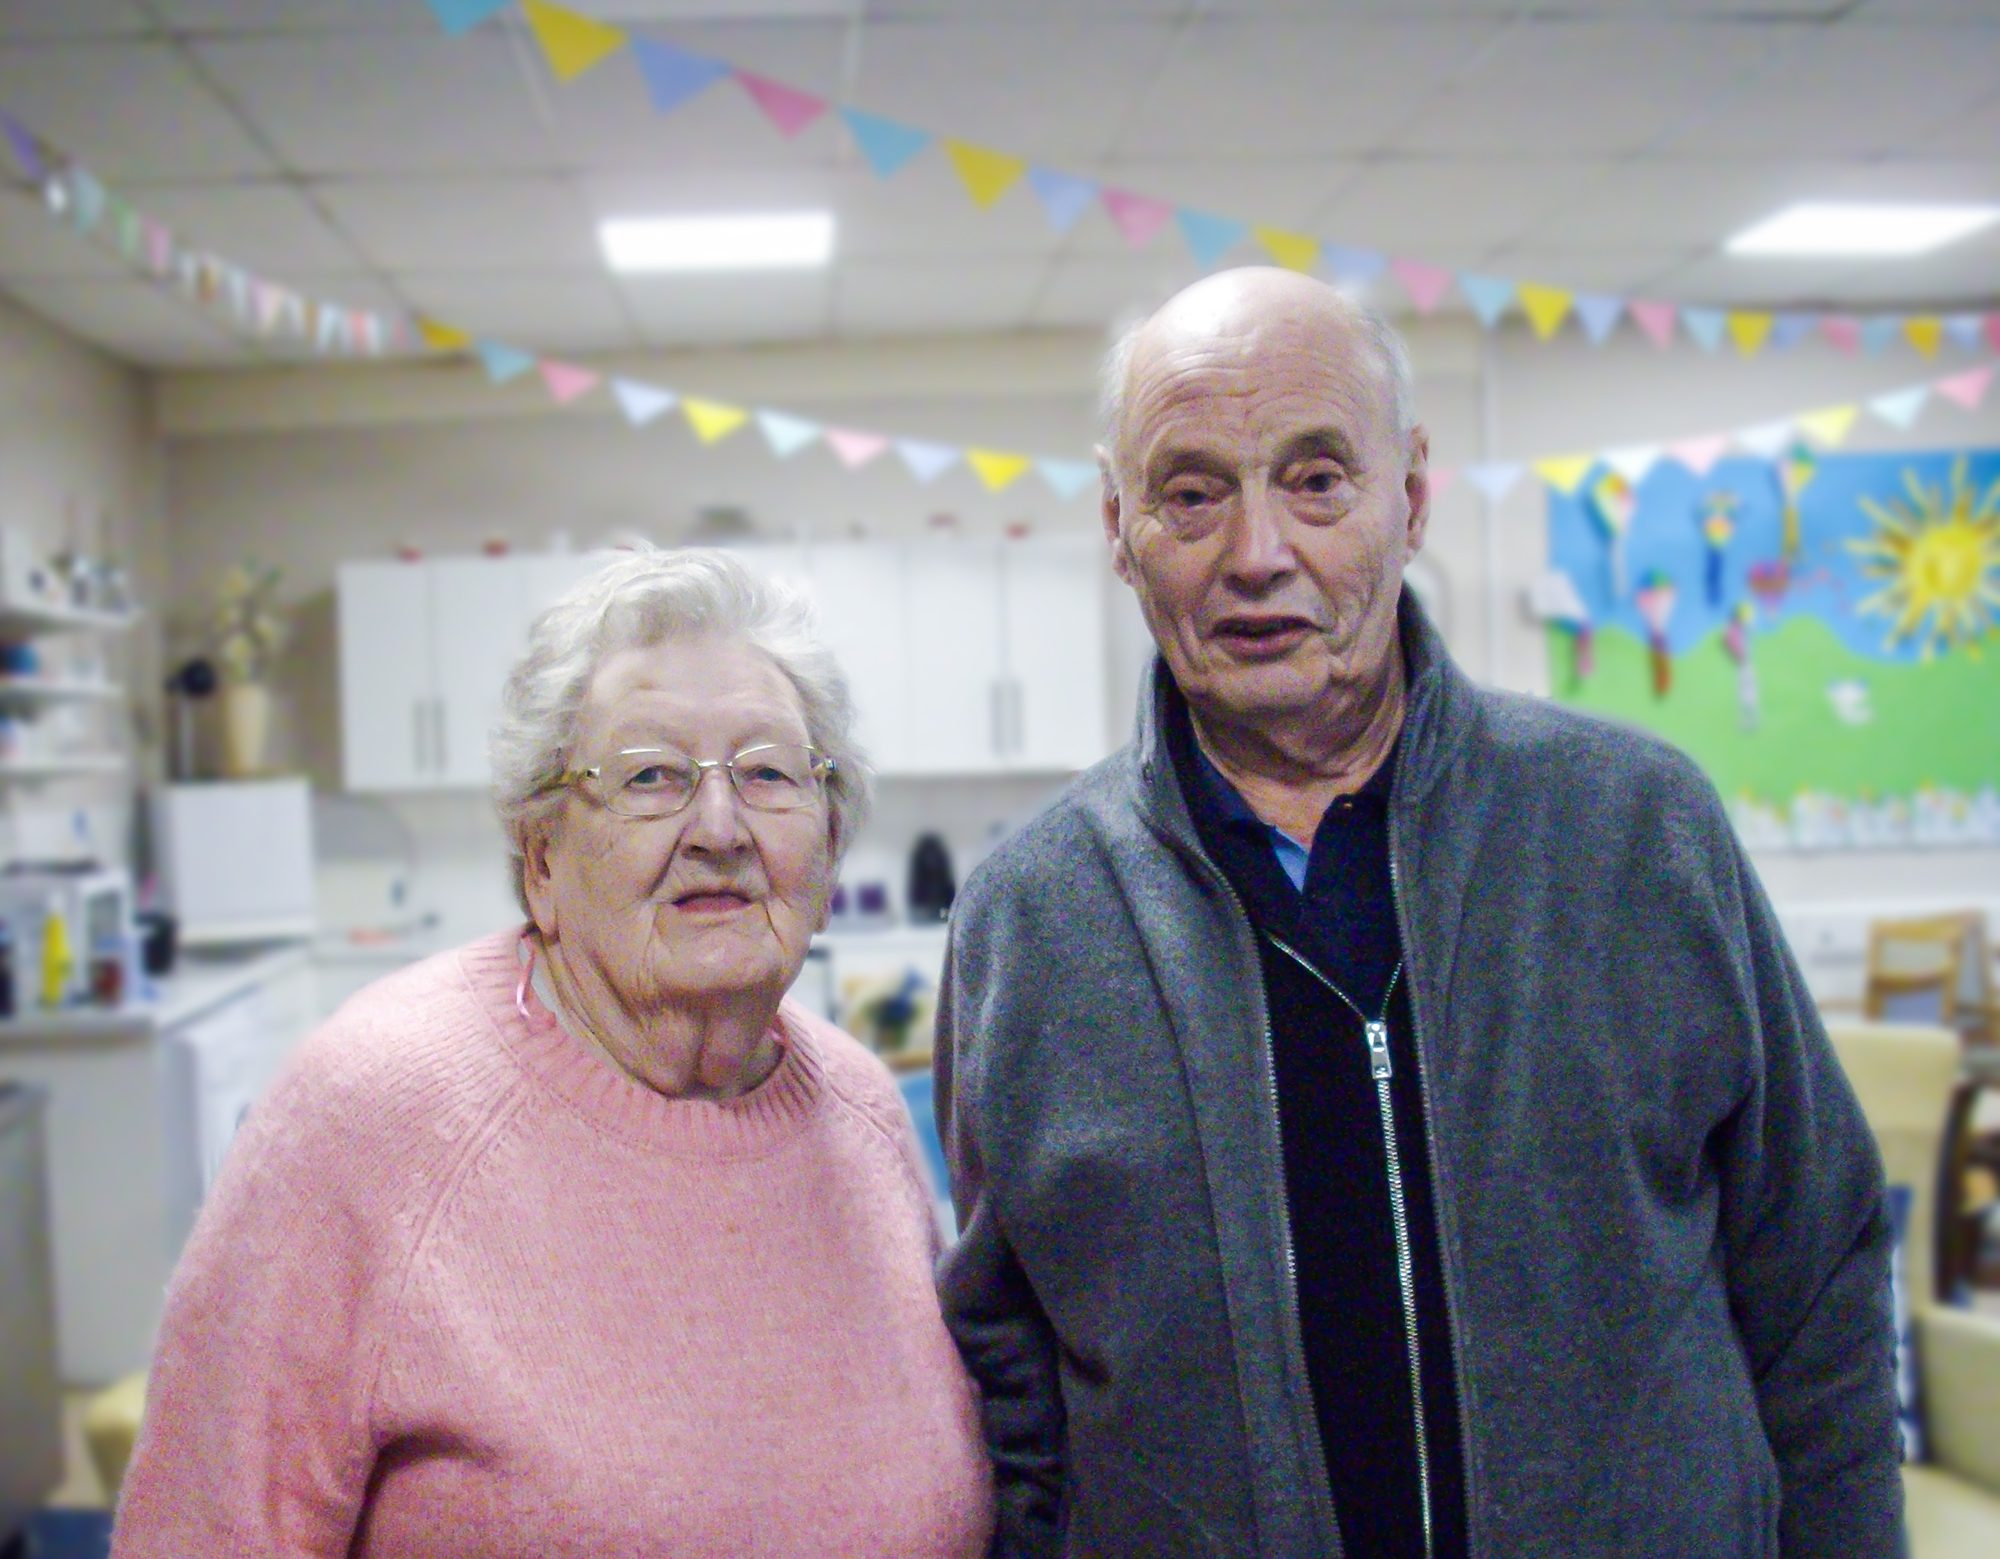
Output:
(1169, 690), (1467, 1559)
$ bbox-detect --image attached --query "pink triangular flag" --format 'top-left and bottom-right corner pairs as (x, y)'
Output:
(735, 71), (827, 138)
(1427, 468), (1458, 503)
(1935, 366), (1994, 410)
(1101, 188), (1175, 249)
(1821, 315), (1861, 354)
(1668, 434), (1731, 475)
(1984, 313), (2000, 356)
(1389, 258), (1454, 314)
(540, 361), (600, 405)
(825, 428), (890, 469)
(1627, 300), (1677, 349)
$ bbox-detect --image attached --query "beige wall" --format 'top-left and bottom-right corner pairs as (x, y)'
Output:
(151, 316), (1994, 917)
(0, 291), (163, 871)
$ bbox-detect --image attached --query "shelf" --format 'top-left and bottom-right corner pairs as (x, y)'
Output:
(0, 599), (139, 638)
(0, 678), (123, 707)
(0, 754), (125, 780)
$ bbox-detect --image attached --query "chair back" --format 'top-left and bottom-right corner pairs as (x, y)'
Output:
(1863, 915), (1976, 1029)
(1825, 1020), (1960, 1309)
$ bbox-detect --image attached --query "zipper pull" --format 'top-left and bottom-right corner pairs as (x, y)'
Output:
(1366, 1019), (1392, 1080)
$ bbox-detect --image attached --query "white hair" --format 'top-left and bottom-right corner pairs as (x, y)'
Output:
(1097, 290), (1418, 486)
(491, 546), (872, 915)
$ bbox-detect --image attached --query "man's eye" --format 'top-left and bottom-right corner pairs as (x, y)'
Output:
(1291, 465), (1342, 494)
(1167, 484), (1216, 507)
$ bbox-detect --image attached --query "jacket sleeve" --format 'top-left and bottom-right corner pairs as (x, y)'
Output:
(110, 1052), (398, 1558)
(1709, 817), (1904, 1557)
(934, 926), (1068, 1559)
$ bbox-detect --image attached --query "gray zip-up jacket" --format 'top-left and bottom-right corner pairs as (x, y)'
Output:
(935, 596), (1902, 1559)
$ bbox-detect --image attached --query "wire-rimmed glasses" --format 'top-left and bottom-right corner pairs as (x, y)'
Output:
(558, 742), (834, 819)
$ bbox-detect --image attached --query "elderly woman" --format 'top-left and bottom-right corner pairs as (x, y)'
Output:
(112, 549), (993, 1557)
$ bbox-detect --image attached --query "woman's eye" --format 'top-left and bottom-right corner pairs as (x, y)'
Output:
(627, 765), (671, 789)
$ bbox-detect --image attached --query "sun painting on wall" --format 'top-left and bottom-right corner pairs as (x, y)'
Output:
(1848, 457), (2000, 660)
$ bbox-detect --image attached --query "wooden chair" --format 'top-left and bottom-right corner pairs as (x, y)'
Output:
(1864, 913), (1995, 1046)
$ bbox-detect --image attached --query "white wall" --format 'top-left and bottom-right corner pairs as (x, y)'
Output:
(0, 290), (163, 872)
(151, 316), (1992, 947)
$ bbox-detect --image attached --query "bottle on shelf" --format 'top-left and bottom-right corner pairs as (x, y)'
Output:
(39, 907), (70, 1009)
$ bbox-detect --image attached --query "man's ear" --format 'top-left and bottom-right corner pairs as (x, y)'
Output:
(1402, 424), (1432, 561)
(1098, 447), (1133, 585)
(521, 818), (560, 940)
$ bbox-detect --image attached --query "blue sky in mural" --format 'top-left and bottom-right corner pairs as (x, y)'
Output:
(1545, 447), (2000, 662)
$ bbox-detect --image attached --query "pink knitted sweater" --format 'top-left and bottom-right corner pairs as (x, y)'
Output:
(112, 930), (993, 1558)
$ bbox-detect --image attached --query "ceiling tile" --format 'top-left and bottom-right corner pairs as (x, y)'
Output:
(1811, 236), (2000, 306)
(1025, 254), (1208, 333)
(619, 270), (831, 346)
(120, 181), (372, 273)
(191, 30), (556, 176)
(152, 1), (436, 31)
(849, 18), (1181, 162)
(1315, 158), (1603, 254)
(837, 161), (1060, 259)
(312, 176), (601, 271)
(0, 188), (128, 280)
(1917, 91), (2000, 158)
(0, 40), (275, 178)
(1473, 246), (1698, 296)
(833, 257), (1045, 337)
(393, 271), (636, 354)
(1643, 252), (1876, 308)
(0, 0), (149, 38)
(0, 276), (247, 365)
(1115, 18), (1508, 158)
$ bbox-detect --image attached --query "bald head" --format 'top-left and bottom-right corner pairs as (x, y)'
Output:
(1100, 268), (1414, 487)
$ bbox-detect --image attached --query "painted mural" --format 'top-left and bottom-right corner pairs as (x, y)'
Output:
(1543, 447), (2000, 851)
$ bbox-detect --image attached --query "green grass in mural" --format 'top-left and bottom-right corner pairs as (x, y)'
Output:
(1546, 614), (2000, 803)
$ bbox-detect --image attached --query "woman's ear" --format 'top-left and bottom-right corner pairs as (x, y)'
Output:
(521, 819), (561, 940)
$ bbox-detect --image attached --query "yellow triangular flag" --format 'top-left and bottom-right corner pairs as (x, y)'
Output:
(1531, 454), (1594, 495)
(417, 316), (472, 353)
(1518, 284), (1574, 341)
(521, 0), (628, 83)
(683, 397), (749, 445)
(1253, 226), (1318, 273)
(1795, 404), (1860, 446)
(944, 141), (1026, 209)
(1904, 316), (1943, 358)
(966, 449), (1033, 492)
(1726, 311), (1774, 357)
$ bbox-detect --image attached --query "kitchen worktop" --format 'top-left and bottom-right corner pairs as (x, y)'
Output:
(0, 941), (311, 1045)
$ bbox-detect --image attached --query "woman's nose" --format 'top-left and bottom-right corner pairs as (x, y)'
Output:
(678, 766), (751, 851)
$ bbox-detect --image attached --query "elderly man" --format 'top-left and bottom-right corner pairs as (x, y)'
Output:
(934, 267), (1901, 1559)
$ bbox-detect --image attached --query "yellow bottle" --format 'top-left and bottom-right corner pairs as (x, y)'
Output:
(40, 908), (70, 1009)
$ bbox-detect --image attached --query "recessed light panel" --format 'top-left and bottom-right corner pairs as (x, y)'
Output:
(600, 212), (836, 274)
(1726, 202), (2000, 258)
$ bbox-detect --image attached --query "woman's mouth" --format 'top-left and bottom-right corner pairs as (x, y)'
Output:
(669, 888), (754, 914)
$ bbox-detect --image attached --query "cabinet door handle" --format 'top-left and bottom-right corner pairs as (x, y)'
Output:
(413, 703), (427, 773)
(989, 680), (1006, 761)
(1008, 678), (1025, 759)
(432, 699), (447, 774)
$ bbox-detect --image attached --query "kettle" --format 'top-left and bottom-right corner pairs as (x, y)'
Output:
(906, 833), (955, 923)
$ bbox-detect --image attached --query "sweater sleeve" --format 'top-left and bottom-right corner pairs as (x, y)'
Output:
(934, 924), (1068, 1559)
(1706, 809), (1905, 1556)
(111, 1021), (424, 1559)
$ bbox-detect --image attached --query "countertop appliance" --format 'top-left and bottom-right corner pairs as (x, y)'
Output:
(152, 778), (315, 946)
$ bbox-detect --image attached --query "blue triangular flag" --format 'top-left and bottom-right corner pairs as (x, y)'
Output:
(1458, 274), (1514, 328)
(1681, 308), (1727, 352)
(1944, 312), (1984, 351)
(1026, 167), (1098, 235)
(424, 0), (511, 36)
(0, 111), (42, 180)
(631, 36), (731, 117)
(477, 341), (538, 384)
(896, 439), (959, 483)
(757, 410), (822, 457)
(612, 379), (678, 426)
(1769, 312), (1816, 351)
(1175, 209), (1248, 269)
(1465, 462), (1526, 503)
(1859, 316), (1902, 355)
(69, 171), (105, 234)
(840, 108), (931, 178)
(1323, 244), (1387, 285)
(1572, 294), (1625, 345)
(1036, 458), (1100, 500)
(1867, 385), (1928, 429)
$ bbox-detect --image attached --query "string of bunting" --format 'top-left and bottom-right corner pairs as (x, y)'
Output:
(426, 0), (2000, 363)
(2, 107), (1995, 511)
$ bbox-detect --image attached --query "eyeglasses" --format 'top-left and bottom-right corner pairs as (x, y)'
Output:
(557, 742), (835, 819)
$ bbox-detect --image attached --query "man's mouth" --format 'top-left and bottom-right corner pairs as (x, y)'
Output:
(1211, 615), (1316, 656)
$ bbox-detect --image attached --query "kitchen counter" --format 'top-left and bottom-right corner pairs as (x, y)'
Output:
(0, 941), (311, 1046)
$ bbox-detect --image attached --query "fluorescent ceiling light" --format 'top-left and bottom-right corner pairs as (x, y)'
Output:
(600, 212), (835, 274)
(1726, 201), (2000, 258)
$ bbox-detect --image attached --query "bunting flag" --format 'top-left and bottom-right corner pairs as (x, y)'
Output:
(1733, 418), (1796, 459)
(1025, 166), (1098, 234)
(1769, 312), (1816, 352)
(1867, 386), (1929, 428)
(1668, 434), (1731, 476)
(1103, 188), (1176, 249)
(1253, 226), (1318, 273)
(683, 397), (751, 444)
(840, 108), (930, 177)
(1681, 309), (1727, 353)
(1821, 316), (1862, 354)
(896, 439), (960, 483)
(1905, 316), (1944, 358)
(736, 71), (827, 138)
(417, 317), (472, 352)
(966, 449), (1033, 492)
(1531, 454), (1594, 495)
(1860, 316), (1903, 355)
(425, 0), (511, 34)
(1324, 244), (1387, 286)
(1794, 404), (1860, 446)
(476, 341), (538, 383)
(520, 0), (627, 84)
(1465, 463), (1526, 503)
(0, 109), (42, 179)
(1177, 210), (1249, 269)
(946, 140), (1026, 208)
(755, 408), (821, 455)
(825, 428), (891, 469)
(1628, 300), (1678, 349)
(1459, 275), (1514, 329)
(631, 37), (730, 117)
(539, 360), (600, 405)
(610, 379), (676, 426)
(1389, 258), (1454, 315)
(1603, 445), (1662, 483)
(1726, 311), (1774, 357)
(1518, 285), (1574, 342)
(1037, 458), (1100, 500)
(1935, 366), (1995, 410)
(1572, 295), (1625, 346)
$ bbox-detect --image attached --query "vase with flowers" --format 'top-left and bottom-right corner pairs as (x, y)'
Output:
(205, 560), (289, 778)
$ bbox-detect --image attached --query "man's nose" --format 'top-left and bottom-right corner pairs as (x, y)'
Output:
(1222, 479), (1296, 588)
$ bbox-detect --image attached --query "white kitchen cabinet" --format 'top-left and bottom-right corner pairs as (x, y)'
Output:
(903, 542), (1004, 774)
(428, 559), (531, 788)
(804, 542), (911, 772)
(1000, 537), (1109, 771)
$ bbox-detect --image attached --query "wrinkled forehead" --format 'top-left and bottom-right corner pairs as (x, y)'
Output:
(574, 635), (808, 753)
(1121, 311), (1394, 464)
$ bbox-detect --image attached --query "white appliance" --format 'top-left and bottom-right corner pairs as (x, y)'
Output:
(152, 778), (316, 945)
(0, 866), (133, 1005)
